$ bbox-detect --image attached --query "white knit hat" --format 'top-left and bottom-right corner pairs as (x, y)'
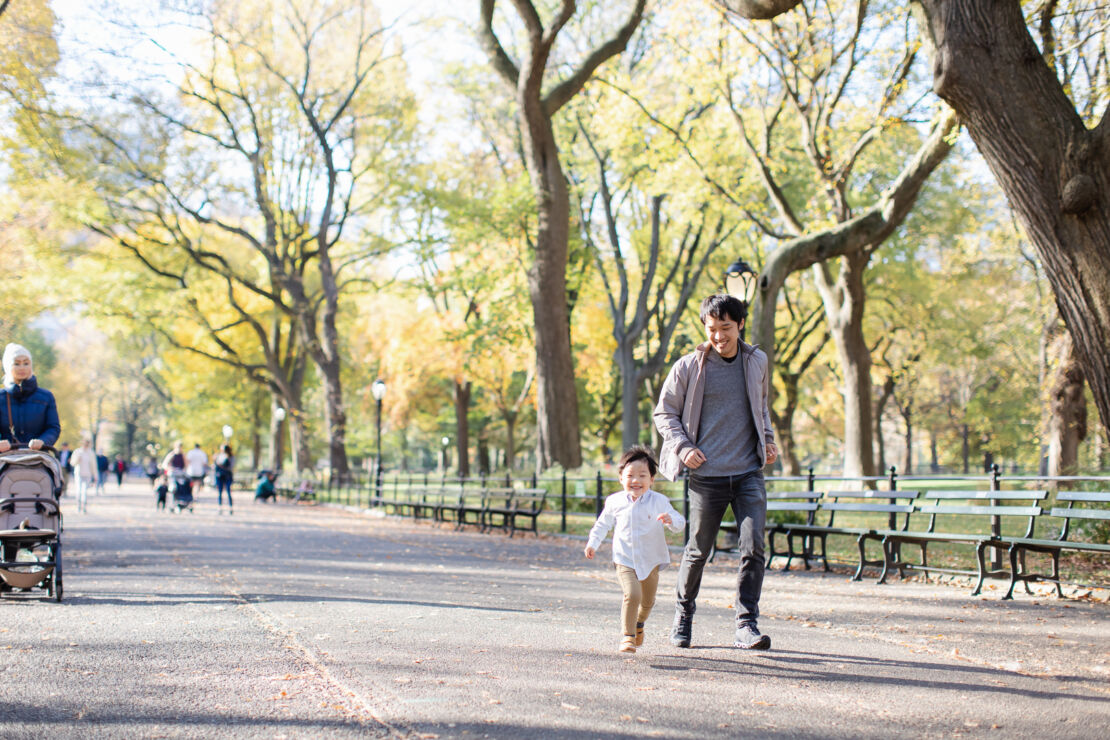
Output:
(2, 343), (31, 386)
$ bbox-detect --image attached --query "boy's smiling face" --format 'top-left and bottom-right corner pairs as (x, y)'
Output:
(619, 459), (654, 499)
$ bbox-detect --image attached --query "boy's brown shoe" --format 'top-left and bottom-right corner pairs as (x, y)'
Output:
(619, 635), (637, 653)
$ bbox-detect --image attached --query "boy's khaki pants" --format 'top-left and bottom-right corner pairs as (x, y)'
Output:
(616, 565), (660, 637)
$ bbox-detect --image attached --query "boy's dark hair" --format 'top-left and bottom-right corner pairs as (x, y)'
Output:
(699, 293), (747, 326)
(618, 444), (658, 477)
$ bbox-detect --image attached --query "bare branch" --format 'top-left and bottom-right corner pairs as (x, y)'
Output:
(544, 0), (647, 115)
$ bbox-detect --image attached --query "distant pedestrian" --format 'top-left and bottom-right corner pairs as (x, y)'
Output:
(95, 452), (109, 495)
(161, 441), (186, 478)
(254, 470), (277, 503)
(70, 438), (96, 513)
(584, 445), (685, 654)
(213, 444), (234, 515)
(144, 457), (160, 488)
(58, 442), (72, 480)
(113, 455), (126, 487)
(154, 473), (168, 511)
(654, 294), (778, 651)
(185, 443), (208, 496)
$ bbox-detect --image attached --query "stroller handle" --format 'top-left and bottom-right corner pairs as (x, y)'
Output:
(1, 443), (58, 454)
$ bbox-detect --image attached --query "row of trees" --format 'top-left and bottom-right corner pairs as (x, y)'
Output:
(1, 0), (1107, 477)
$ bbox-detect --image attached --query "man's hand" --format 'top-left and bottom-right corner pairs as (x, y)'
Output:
(682, 447), (706, 469)
(765, 442), (778, 465)
(584, 546), (595, 559)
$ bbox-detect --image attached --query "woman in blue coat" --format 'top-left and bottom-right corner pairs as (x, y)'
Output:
(0, 343), (61, 452)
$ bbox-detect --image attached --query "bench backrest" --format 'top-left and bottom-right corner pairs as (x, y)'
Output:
(1049, 491), (1110, 541)
(512, 488), (548, 512)
(915, 490), (1048, 537)
(767, 491), (822, 525)
(819, 490), (919, 530)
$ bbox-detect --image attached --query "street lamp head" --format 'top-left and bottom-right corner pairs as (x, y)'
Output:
(371, 378), (387, 402)
(273, 406), (286, 422)
(441, 436), (450, 448)
(723, 258), (758, 305)
(222, 424), (234, 440)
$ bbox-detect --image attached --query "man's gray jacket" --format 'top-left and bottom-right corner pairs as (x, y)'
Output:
(653, 341), (775, 482)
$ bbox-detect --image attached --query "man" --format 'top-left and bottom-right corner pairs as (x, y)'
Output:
(185, 443), (209, 496)
(95, 451), (109, 495)
(653, 294), (778, 650)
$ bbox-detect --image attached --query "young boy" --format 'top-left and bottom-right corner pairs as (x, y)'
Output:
(584, 445), (686, 653)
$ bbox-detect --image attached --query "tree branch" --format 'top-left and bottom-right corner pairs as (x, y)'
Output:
(544, 0), (647, 115)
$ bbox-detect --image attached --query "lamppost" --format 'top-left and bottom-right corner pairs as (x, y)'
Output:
(723, 257), (758, 305)
(371, 379), (386, 500)
(222, 425), (233, 443)
(272, 406), (286, 472)
(440, 436), (450, 481)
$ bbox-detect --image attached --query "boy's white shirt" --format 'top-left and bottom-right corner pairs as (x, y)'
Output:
(587, 489), (686, 580)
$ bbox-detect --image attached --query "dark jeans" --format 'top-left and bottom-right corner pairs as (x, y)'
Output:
(675, 470), (766, 626)
(216, 477), (233, 507)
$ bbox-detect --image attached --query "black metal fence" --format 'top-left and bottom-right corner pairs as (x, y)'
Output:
(261, 465), (1110, 548)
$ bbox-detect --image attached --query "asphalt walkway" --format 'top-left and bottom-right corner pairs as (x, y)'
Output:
(1, 480), (1107, 738)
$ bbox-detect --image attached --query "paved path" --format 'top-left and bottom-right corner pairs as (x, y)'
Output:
(1, 480), (1107, 738)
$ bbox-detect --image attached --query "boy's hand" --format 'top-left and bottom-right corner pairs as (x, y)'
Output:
(657, 513), (672, 526)
(584, 546), (595, 559)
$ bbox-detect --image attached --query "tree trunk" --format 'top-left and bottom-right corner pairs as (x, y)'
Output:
(914, 0), (1110, 449)
(521, 112), (582, 471)
(901, 407), (914, 475)
(874, 376), (895, 475)
(930, 430), (939, 473)
(503, 411), (518, 472)
(454, 379), (471, 479)
(961, 424), (970, 474)
(1047, 330), (1087, 476)
(616, 343), (641, 452)
(770, 374), (803, 476)
(814, 251), (876, 479)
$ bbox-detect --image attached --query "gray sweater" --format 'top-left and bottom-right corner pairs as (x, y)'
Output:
(694, 351), (762, 476)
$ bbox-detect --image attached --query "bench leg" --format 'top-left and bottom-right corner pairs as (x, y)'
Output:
(800, 534), (813, 571)
(876, 538), (892, 585)
(972, 541), (989, 596)
(1050, 550), (1062, 598)
(851, 535), (868, 582)
(1003, 545), (1021, 600)
(780, 531), (794, 572)
(818, 533), (830, 572)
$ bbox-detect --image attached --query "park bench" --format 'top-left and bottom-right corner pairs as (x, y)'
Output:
(979, 491), (1110, 599)
(411, 489), (448, 521)
(455, 488), (508, 530)
(873, 490), (1048, 589)
(777, 490), (920, 580)
(503, 488), (548, 538)
(762, 490), (824, 570)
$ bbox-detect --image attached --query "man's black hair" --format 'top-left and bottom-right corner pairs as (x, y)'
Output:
(699, 294), (747, 326)
(618, 444), (658, 477)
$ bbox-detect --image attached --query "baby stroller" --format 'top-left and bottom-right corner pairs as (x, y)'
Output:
(0, 446), (64, 601)
(171, 472), (194, 513)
